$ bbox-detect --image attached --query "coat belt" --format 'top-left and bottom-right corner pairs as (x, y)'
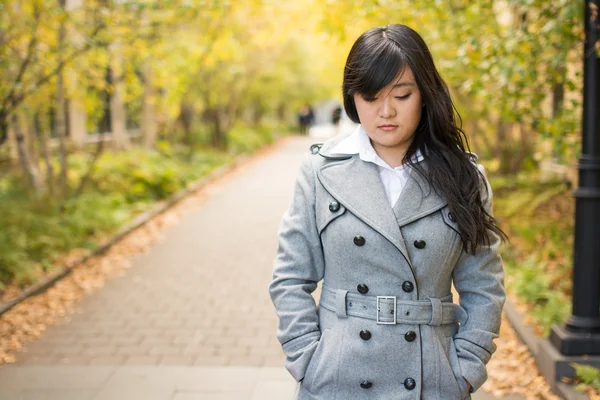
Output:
(319, 285), (467, 326)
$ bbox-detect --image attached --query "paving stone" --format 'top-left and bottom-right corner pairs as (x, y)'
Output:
(13, 354), (59, 365)
(0, 366), (117, 390)
(192, 355), (231, 366)
(56, 356), (91, 365)
(89, 356), (126, 365)
(123, 356), (161, 365)
(0, 389), (99, 400)
(158, 356), (194, 366)
(114, 345), (151, 357)
(171, 393), (250, 400)
(82, 346), (117, 357)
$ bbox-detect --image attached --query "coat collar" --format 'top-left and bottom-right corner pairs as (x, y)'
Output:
(316, 155), (411, 263)
(317, 129), (448, 226)
(316, 140), (448, 263)
(392, 166), (447, 226)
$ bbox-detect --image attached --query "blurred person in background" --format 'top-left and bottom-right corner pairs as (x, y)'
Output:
(298, 104), (315, 135)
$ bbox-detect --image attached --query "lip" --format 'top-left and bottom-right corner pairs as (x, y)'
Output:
(378, 124), (398, 131)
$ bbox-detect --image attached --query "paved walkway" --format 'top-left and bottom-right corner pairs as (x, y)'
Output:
(0, 134), (522, 399)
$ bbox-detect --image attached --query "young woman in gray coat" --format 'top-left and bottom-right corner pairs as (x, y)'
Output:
(269, 24), (507, 400)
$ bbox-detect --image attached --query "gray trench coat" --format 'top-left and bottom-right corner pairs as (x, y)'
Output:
(269, 133), (505, 400)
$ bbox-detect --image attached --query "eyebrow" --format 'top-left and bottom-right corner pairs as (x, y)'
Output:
(392, 82), (416, 88)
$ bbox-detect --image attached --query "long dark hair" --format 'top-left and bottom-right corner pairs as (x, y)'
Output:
(342, 24), (507, 253)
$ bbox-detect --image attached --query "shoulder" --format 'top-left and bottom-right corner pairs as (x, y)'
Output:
(308, 131), (355, 161)
(465, 152), (493, 205)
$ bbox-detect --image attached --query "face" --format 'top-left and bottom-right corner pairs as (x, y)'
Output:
(353, 67), (423, 163)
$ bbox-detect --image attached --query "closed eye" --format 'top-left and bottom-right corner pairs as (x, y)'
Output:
(395, 94), (411, 100)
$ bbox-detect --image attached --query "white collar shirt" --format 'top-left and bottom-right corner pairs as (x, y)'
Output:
(330, 125), (424, 207)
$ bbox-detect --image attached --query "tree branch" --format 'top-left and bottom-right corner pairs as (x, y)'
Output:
(7, 22), (104, 116)
(0, 3), (42, 116)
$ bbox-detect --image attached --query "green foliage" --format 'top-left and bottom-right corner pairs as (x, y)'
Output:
(0, 144), (232, 289)
(0, 191), (125, 288)
(503, 255), (570, 336)
(227, 121), (279, 154)
(573, 363), (600, 391)
(321, 0), (583, 170)
(493, 173), (574, 335)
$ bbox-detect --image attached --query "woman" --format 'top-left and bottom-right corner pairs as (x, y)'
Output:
(269, 24), (506, 400)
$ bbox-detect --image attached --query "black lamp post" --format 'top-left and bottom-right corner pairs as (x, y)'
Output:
(549, 0), (600, 355)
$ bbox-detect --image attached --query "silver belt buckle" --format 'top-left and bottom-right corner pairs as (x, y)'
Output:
(376, 296), (397, 325)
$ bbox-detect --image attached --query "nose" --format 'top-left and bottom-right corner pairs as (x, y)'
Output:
(380, 96), (396, 118)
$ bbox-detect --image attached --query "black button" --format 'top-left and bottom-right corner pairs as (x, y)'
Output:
(402, 281), (414, 293)
(329, 201), (340, 212)
(448, 212), (456, 222)
(413, 240), (426, 249)
(405, 331), (416, 342)
(360, 380), (373, 389)
(404, 378), (416, 390)
(357, 284), (369, 294)
(353, 236), (366, 246)
(360, 330), (371, 340)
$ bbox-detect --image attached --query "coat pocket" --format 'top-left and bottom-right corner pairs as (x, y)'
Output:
(439, 337), (471, 399)
(301, 328), (341, 397)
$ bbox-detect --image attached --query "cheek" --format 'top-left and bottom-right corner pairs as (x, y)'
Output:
(405, 100), (423, 124)
(355, 102), (376, 124)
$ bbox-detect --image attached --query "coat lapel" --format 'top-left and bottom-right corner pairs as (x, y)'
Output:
(316, 156), (411, 265)
(392, 166), (447, 227)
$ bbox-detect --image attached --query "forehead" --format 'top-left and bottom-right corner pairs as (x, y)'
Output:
(390, 67), (416, 85)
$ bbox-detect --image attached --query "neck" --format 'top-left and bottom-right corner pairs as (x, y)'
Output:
(370, 141), (409, 168)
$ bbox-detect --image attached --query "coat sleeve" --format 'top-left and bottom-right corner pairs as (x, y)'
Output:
(452, 164), (506, 392)
(269, 154), (325, 382)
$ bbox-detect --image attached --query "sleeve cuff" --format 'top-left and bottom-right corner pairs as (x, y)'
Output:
(457, 352), (488, 392)
(281, 331), (321, 381)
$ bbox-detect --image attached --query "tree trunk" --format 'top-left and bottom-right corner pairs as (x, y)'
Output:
(552, 66), (565, 118)
(178, 101), (194, 148)
(33, 112), (55, 195)
(108, 43), (131, 151)
(210, 108), (227, 150)
(141, 64), (158, 149)
(495, 119), (513, 174)
(55, 0), (69, 194)
(68, 84), (87, 149)
(12, 114), (42, 191)
(0, 112), (8, 146)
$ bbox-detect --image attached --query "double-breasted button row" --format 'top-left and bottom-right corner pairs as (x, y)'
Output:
(359, 378), (414, 390)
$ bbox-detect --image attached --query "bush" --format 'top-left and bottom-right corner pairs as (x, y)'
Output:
(228, 122), (279, 154)
(0, 144), (232, 289)
(491, 171), (574, 336)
